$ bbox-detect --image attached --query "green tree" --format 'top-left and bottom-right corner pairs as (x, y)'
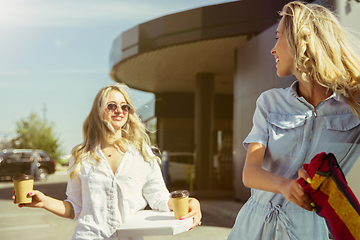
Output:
(13, 113), (63, 161)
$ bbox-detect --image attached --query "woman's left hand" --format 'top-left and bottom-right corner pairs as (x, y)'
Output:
(180, 197), (202, 229)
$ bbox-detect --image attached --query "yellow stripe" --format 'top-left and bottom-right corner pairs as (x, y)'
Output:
(310, 174), (326, 190)
(319, 176), (360, 238)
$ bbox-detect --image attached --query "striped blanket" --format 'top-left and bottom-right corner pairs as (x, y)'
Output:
(297, 152), (360, 240)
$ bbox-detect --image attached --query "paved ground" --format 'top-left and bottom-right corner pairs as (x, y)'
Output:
(0, 165), (244, 240)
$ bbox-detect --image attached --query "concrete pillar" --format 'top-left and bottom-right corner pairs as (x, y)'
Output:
(194, 73), (214, 190)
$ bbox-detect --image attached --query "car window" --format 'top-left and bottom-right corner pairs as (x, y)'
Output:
(22, 153), (32, 158)
(169, 155), (193, 164)
(8, 153), (22, 161)
(39, 153), (50, 160)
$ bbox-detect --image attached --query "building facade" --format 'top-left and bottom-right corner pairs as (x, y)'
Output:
(110, 0), (360, 201)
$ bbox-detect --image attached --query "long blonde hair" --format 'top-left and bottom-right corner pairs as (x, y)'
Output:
(70, 83), (159, 180)
(281, 1), (360, 118)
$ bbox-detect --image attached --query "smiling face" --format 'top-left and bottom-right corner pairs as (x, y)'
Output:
(271, 17), (295, 77)
(103, 90), (129, 131)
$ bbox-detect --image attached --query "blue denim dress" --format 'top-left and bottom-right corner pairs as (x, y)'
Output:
(228, 81), (360, 240)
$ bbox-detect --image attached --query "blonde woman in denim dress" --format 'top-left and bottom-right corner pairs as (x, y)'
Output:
(228, 2), (360, 240)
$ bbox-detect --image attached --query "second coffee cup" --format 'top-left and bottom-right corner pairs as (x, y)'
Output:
(170, 190), (189, 220)
(13, 174), (34, 204)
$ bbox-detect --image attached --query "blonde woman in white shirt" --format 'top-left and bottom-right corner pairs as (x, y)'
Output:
(13, 83), (202, 240)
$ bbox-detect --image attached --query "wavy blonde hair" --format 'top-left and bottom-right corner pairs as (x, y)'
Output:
(281, 1), (360, 118)
(70, 83), (160, 180)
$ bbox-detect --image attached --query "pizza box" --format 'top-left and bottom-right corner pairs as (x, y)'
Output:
(116, 210), (193, 238)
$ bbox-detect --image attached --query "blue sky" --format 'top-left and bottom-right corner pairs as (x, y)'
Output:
(0, 0), (236, 155)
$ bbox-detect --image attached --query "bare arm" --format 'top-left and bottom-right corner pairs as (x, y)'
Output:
(42, 195), (75, 219)
(243, 142), (314, 211)
(13, 190), (75, 219)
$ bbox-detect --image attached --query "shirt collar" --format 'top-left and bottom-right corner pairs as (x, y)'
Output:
(286, 80), (347, 103)
(286, 81), (299, 99)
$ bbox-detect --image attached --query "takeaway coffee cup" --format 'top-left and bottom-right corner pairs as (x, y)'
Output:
(13, 174), (34, 204)
(170, 190), (189, 220)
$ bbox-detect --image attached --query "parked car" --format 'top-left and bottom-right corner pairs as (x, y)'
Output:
(162, 152), (195, 184)
(0, 149), (56, 181)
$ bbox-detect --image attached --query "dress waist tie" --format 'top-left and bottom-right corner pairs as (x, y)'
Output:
(264, 205), (297, 240)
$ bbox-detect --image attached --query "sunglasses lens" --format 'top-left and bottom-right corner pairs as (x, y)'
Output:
(121, 105), (130, 113)
(107, 103), (117, 111)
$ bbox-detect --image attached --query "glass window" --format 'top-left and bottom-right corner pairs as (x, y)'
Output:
(9, 153), (21, 161)
(145, 117), (157, 146)
(39, 153), (48, 160)
(22, 153), (32, 158)
(170, 155), (193, 164)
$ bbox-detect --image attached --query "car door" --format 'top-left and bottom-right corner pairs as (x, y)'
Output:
(21, 152), (32, 175)
(1, 153), (23, 177)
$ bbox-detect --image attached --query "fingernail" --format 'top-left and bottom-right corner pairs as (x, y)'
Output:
(310, 202), (316, 207)
(312, 208), (317, 212)
(306, 178), (312, 184)
(13, 200), (16, 204)
(29, 192), (33, 196)
(19, 204), (24, 207)
(188, 228), (191, 231)
(179, 218), (183, 220)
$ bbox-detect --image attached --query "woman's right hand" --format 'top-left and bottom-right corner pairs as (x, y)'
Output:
(13, 189), (74, 219)
(280, 168), (315, 211)
(12, 190), (48, 209)
(244, 143), (316, 212)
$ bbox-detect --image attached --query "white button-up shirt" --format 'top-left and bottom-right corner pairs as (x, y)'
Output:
(65, 145), (170, 240)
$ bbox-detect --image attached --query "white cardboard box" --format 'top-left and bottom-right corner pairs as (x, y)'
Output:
(116, 210), (193, 238)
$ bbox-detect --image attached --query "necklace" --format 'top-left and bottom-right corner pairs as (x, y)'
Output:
(103, 144), (124, 158)
(103, 147), (114, 158)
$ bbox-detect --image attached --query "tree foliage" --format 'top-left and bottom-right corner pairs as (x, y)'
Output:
(13, 113), (63, 161)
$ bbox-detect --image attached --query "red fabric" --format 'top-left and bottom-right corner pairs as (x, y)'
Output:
(297, 152), (360, 240)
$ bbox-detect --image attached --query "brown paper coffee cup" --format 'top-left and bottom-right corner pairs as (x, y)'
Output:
(13, 174), (34, 204)
(170, 190), (189, 220)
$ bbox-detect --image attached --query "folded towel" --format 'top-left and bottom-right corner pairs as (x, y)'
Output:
(297, 152), (360, 240)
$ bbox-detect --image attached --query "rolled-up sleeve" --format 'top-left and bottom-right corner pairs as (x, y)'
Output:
(64, 157), (82, 221)
(142, 160), (170, 212)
